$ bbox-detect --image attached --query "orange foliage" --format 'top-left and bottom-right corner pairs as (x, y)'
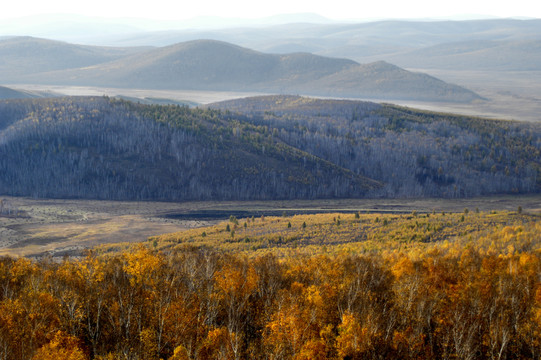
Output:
(1, 210), (540, 359)
(32, 331), (87, 360)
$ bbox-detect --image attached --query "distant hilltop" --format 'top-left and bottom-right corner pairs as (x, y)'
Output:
(0, 37), (482, 103)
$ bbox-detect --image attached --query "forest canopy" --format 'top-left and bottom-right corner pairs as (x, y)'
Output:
(0, 95), (539, 200)
(1, 209), (540, 359)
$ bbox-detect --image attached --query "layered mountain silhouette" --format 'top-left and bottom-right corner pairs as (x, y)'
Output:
(0, 36), (149, 77)
(80, 19), (541, 72)
(1, 37), (482, 103)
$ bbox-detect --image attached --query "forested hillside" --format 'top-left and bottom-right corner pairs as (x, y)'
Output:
(0, 95), (539, 200)
(210, 95), (541, 198)
(0, 97), (376, 200)
(1, 211), (540, 359)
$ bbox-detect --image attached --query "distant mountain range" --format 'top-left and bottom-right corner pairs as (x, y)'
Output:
(382, 39), (541, 71)
(1, 37), (481, 103)
(0, 37), (149, 77)
(81, 18), (541, 72)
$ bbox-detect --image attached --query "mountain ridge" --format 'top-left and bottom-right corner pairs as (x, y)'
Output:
(2, 37), (482, 103)
(81, 19), (541, 72)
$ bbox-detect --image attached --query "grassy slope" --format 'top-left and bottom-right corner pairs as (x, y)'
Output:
(142, 210), (541, 259)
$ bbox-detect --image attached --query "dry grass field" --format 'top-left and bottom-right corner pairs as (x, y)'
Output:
(0, 197), (217, 257)
(0, 195), (539, 257)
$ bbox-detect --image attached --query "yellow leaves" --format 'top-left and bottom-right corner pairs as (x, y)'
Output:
(0, 209), (540, 359)
(169, 345), (190, 360)
(206, 327), (229, 344)
(0, 298), (24, 328)
(391, 256), (415, 280)
(535, 286), (541, 306)
(264, 277), (337, 358)
(501, 225), (518, 240)
(336, 311), (362, 358)
(10, 257), (33, 276)
(148, 210), (540, 260)
(336, 311), (383, 358)
(123, 246), (163, 287)
(139, 328), (159, 360)
(200, 327), (236, 360)
(265, 309), (305, 357)
(77, 254), (106, 284)
(294, 338), (327, 360)
(519, 253), (539, 269)
(93, 354), (123, 360)
(304, 285), (323, 308)
(32, 331), (88, 360)
(214, 260), (258, 300)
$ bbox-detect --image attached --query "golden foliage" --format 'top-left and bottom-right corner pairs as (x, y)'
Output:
(32, 331), (87, 360)
(1, 210), (540, 359)
(147, 211), (540, 260)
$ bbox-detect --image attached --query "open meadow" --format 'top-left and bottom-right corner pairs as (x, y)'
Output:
(0, 195), (539, 257)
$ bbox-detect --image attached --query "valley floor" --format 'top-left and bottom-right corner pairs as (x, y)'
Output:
(404, 69), (541, 122)
(8, 72), (541, 122)
(0, 195), (539, 257)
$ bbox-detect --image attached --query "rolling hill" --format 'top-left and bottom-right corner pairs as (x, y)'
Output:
(8, 39), (482, 102)
(91, 19), (541, 71)
(0, 96), (380, 201)
(0, 95), (539, 201)
(0, 85), (61, 99)
(0, 36), (149, 80)
(0, 85), (36, 99)
(28, 40), (356, 89)
(292, 61), (482, 102)
(382, 39), (541, 71)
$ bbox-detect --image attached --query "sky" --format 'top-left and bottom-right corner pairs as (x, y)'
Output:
(1, 0), (540, 21)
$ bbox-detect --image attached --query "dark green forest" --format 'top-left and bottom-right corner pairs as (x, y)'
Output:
(0, 95), (539, 200)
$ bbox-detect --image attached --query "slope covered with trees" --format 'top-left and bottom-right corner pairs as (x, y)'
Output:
(0, 95), (539, 201)
(0, 210), (540, 359)
(149, 209), (538, 257)
(210, 95), (541, 198)
(0, 97), (377, 200)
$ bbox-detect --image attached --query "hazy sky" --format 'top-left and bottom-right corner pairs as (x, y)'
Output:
(1, 0), (540, 20)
